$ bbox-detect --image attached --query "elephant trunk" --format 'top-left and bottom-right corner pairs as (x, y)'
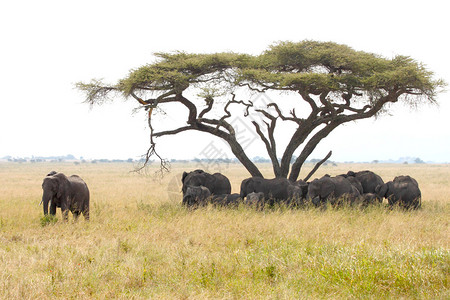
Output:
(42, 191), (51, 215)
(240, 185), (247, 199)
(182, 195), (192, 207)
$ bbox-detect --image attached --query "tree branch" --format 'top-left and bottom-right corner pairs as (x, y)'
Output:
(266, 103), (303, 124)
(153, 126), (195, 137)
(254, 109), (278, 155)
(251, 121), (281, 176)
(221, 93), (253, 119)
(288, 91), (399, 181)
(299, 91), (319, 113)
(288, 123), (339, 181)
(199, 99), (214, 118)
(197, 117), (235, 136)
(76, 80), (119, 106)
(134, 110), (171, 177)
(303, 150), (332, 182)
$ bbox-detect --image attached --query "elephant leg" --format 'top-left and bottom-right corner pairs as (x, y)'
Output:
(61, 203), (69, 221)
(61, 209), (69, 221)
(73, 211), (80, 221)
(50, 202), (57, 215)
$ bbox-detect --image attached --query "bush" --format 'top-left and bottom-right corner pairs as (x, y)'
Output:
(40, 215), (58, 227)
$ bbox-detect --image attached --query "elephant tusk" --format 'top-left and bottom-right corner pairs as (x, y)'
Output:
(40, 198), (51, 206)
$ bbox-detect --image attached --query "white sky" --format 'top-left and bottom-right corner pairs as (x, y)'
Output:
(0, 0), (449, 162)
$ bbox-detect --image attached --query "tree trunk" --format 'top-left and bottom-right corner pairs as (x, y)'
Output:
(226, 137), (263, 178)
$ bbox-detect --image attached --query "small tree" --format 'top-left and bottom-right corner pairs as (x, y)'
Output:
(77, 41), (444, 181)
(414, 158), (425, 164)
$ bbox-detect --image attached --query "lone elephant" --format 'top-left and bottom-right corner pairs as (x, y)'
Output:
(41, 172), (90, 221)
(182, 170), (231, 196)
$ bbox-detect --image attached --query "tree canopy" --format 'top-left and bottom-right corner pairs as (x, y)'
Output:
(77, 40), (445, 180)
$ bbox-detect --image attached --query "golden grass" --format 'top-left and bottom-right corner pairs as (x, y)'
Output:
(0, 162), (448, 299)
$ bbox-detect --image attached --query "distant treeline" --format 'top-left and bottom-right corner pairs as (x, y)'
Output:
(1, 155), (429, 164)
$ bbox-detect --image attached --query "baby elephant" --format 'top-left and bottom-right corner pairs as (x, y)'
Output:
(244, 192), (265, 210)
(210, 193), (242, 207)
(182, 185), (211, 208)
(375, 175), (421, 210)
(41, 172), (90, 221)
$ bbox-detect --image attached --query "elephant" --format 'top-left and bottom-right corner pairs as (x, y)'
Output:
(240, 177), (292, 205)
(210, 193), (242, 207)
(345, 170), (384, 194)
(244, 192), (265, 209)
(341, 170), (385, 203)
(375, 175), (421, 210)
(355, 193), (380, 207)
(292, 179), (309, 200)
(41, 172), (90, 221)
(342, 175), (364, 195)
(287, 184), (305, 206)
(182, 185), (211, 207)
(182, 170), (231, 196)
(307, 175), (360, 206)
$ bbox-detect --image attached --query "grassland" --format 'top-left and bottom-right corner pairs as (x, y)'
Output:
(0, 162), (448, 299)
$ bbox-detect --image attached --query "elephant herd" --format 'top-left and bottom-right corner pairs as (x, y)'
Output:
(181, 169), (422, 210)
(40, 168), (422, 221)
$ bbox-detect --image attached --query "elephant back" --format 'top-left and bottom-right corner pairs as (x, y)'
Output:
(393, 175), (419, 187)
(211, 173), (232, 194)
(353, 170), (384, 194)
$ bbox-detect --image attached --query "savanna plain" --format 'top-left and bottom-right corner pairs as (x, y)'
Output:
(0, 162), (448, 299)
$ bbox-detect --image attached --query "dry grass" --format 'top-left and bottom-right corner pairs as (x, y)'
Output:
(0, 162), (448, 299)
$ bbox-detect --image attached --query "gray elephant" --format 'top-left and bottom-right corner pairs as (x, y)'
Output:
(375, 175), (421, 209)
(307, 175), (360, 206)
(343, 176), (364, 195)
(244, 192), (265, 210)
(355, 193), (380, 207)
(292, 179), (309, 200)
(182, 170), (231, 196)
(41, 172), (90, 221)
(182, 185), (211, 207)
(240, 177), (292, 205)
(210, 193), (242, 207)
(287, 184), (305, 206)
(345, 170), (384, 194)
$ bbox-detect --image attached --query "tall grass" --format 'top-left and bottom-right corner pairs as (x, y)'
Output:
(0, 162), (448, 298)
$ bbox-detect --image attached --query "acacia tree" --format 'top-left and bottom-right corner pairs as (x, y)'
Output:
(77, 41), (444, 181)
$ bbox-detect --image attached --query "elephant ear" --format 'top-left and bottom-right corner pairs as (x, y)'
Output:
(181, 172), (188, 184)
(56, 177), (64, 198)
(54, 173), (68, 199)
(240, 178), (251, 198)
(320, 178), (335, 199)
